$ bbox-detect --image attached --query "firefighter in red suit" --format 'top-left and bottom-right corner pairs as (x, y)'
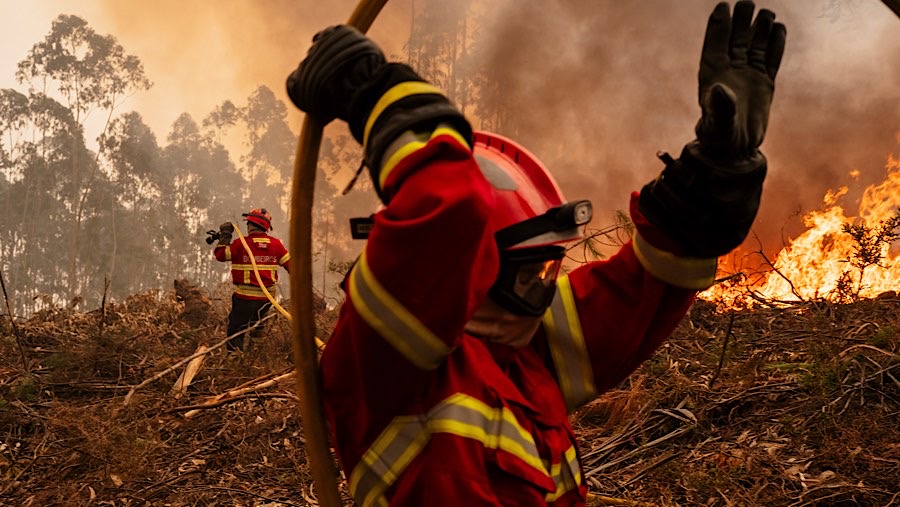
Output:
(213, 208), (291, 351)
(286, 1), (785, 504)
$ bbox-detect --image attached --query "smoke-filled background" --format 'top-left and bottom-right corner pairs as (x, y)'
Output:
(2, 0), (899, 313)
(83, 0), (900, 210)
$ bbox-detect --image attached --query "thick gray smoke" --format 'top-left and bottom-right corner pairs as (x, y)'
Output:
(472, 0), (900, 260)
(93, 0), (899, 260)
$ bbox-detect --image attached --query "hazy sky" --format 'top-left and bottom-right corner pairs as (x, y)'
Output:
(2, 0), (899, 260)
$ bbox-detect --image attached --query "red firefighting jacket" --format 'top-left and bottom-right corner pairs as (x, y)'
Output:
(321, 128), (704, 506)
(214, 232), (291, 301)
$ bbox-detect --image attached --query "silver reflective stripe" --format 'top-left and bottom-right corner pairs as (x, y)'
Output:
(350, 393), (551, 506)
(543, 274), (597, 411)
(350, 416), (429, 507)
(544, 445), (582, 501)
(379, 124), (470, 189)
(348, 250), (453, 370)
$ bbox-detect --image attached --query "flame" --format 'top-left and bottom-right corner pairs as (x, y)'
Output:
(702, 151), (900, 306)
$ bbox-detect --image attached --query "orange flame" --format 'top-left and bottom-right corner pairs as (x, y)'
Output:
(702, 151), (900, 306)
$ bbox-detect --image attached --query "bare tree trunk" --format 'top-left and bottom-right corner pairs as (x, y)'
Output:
(67, 134), (81, 299)
(108, 193), (118, 294)
(68, 102), (117, 300)
(321, 217), (330, 295)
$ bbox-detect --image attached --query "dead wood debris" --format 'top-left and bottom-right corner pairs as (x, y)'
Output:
(1, 286), (898, 506)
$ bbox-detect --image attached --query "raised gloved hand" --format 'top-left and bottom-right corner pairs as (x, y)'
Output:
(286, 25), (386, 125)
(218, 222), (234, 246)
(695, 1), (786, 162)
(639, 1), (786, 259)
(286, 25), (472, 203)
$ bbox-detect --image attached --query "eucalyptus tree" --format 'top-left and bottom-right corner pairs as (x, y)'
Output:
(164, 113), (243, 289)
(97, 111), (166, 297)
(5, 94), (86, 312)
(0, 89), (30, 274)
(407, 0), (473, 114)
(15, 14), (152, 298)
(239, 86), (296, 227)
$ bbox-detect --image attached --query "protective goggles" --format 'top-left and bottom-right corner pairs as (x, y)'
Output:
(489, 245), (566, 316)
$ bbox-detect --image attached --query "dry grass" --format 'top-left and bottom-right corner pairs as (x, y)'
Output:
(1, 284), (898, 506)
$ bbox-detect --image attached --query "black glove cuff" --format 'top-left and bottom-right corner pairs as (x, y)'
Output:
(638, 141), (767, 258)
(346, 63), (472, 202)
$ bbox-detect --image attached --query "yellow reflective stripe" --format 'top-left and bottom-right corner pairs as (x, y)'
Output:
(279, 253), (291, 265)
(231, 264), (279, 282)
(436, 393), (545, 472)
(565, 445), (582, 488)
(543, 275), (597, 412)
(251, 237), (270, 243)
(350, 415), (429, 507)
(632, 231), (717, 289)
(234, 284), (273, 298)
(547, 445), (582, 501)
(348, 250), (452, 370)
(350, 393), (550, 506)
(379, 126), (470, 191)
(217, 245), (232, 261)
(231, 264), (277, 270)
(363, 81), (443, 148)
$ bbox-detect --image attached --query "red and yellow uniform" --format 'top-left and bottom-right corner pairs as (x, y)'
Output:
(321, 125), (699, 505)
(288, 12), (779, 504)
(214, 232), (291, 300)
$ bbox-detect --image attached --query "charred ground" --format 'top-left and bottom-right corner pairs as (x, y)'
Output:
(1, 283), (898, 506)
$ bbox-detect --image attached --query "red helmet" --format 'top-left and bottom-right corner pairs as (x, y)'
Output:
(242, 208), (272, 231)
(473, 131), (593, 316)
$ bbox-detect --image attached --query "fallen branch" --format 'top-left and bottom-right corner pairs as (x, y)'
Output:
(708, 312), (736, 388)
(122, 314), (276, 406)
(180, 370), (295, 418)
(170, 344), (209, 399)
(587, 493), (658, 506)
(164, 393), (296, 414)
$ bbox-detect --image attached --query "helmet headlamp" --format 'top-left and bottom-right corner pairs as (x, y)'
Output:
(494, 199), (593, 250)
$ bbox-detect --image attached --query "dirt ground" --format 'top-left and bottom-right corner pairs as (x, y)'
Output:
(1, 282), (898, 506)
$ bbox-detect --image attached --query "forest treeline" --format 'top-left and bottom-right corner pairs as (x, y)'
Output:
(0, 2), (517, 317)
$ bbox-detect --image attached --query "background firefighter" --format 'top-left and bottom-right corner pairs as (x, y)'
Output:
(213, 208), (291, 351)
(286, 1), (785, 505)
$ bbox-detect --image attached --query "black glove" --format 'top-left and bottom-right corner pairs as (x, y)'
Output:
(695, 1), (786, 162)
(286, 25), (386, 125)
(218, 222), (233, 246)
(286, 26), (472, 203)
(639, 1), (786, 258)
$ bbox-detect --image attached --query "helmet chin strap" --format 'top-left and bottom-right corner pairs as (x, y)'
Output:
(465, 297), (542, 349)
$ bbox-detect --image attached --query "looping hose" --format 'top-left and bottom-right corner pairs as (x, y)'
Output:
(289, 2), (389, 505)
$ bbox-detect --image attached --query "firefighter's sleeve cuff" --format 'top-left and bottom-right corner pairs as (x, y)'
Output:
(350, 64), (471, 203)
(632, 231), (717, 290)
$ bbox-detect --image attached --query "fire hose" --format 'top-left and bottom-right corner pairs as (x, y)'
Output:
(288, 2), (389, 506)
